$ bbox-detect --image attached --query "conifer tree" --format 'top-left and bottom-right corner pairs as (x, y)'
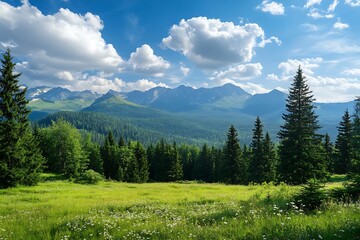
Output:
(167, 141), (183, 181)
(352, 97), (360, 174)
(323, 133), (334, 173)
(261, 132), (277, 182)
(278, 67), (327, 184)
(194, 144), (213, 182)
(133, 142), (149, 183)
(334, 110), (353, 174)
(249, 117), (264, 183)
(83, 134), (103, 175)
(0, 49), (43, 188)
(223, 125), (246, 184)
(101, 132), (119, 180)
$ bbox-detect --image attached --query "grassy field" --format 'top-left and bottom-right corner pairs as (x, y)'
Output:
(0, 175), (359, 239)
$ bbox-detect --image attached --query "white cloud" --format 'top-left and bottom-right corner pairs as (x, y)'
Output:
(56, 71), (74, 81)
(212, 78), (269, 94)
(304, 0), (322, 9)
(333, 18), (349, 30)
(211, 63), (263, 81)
(278, 57), (323, 76)
(345, 0), (360, 7)
(127, 44), (170, 77)
(342, 68), (360, 76)
(257, 1), (285, 15)
(258, 36), (282, 47)
(328, 0), (339, 12)
(307, 8), (334, 19)
(162, 17), (277, 69)
(0, 1), (123, 89)
(301, 23), (320, 32)
(180, 63), (190, 76)
(116, 78), (168, 92)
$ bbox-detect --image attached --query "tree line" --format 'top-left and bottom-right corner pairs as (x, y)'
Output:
(1, 49), (360, 189)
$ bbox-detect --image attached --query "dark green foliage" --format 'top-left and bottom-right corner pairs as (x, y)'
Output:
(295, 178), (328, 211)
(193, 144), (214, 182)
(223, 125), (246, 184)
(132, 142), (149, 183)
(76, 169), (103, 184)
(83, 134), (103, 175)
(278, 67), (328, 184)
(0, 49), (43, 188)
(261, 132), (277, 182)
(323, 133), (334, 173)
(179, 144), (199, 180)
(351, 97), (360, 175)
(249, 117), (264, 183)
(334, 110), (353, 174)
(101, 132), (120, 180)
(39, 119), (88, 178)
(167, 142), (183, 181)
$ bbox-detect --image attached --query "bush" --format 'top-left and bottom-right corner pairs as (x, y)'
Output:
(76, 170), (103, 184)
(295, 178), (328, 211)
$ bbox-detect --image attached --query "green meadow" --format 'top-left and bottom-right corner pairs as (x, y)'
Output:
(0, 175), (359, 240)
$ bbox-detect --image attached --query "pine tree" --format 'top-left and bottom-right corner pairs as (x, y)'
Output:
(83, 134), (103, 175)
(323, 133), (334, 173)
(133, 142), (149, 183)
(278, 67), (327, 184)
(223, 125), (246, 184)
(167, 141), (183, 181)
(101, 132), (119, 180)
(261, 132), (277, 183)
(334, 110), (353, 174)
(0, 49), (43, 188)
(249, 117), (264, 183)
(194, 144), (213, 182)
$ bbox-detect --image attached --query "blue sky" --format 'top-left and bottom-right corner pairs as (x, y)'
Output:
(0, 0), (359, 102)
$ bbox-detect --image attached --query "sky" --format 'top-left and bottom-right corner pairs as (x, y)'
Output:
(0, 0), (359, 102)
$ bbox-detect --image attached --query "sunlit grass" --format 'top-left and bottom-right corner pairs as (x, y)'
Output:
(0, 176), (359, 239)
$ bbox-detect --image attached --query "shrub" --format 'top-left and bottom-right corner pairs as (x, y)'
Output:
(295, 178), (328, 211)
(76, 170), (103, 184)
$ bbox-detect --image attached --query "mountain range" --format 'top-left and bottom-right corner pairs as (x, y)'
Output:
(28, 83), (355, 145)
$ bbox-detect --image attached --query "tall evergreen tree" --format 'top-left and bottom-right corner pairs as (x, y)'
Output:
(101, 132), (119, 180)
(249, 117), (264, 183)
(261, 132), (277, 183)
(278, 67), (327, 184)
(223, 125), (246, 184)
(352, 97), (360, 174)
(83, 134), (103, 175)
(0, 49), (43, 188)
(167, 141), (183, 181)
(323, 133), (334, 173)
(193, 144), (213, 182)
(334, 109), (353, 174)
(133, 142), (149, 183)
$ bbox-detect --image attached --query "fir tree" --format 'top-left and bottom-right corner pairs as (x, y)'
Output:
(101, 132), (119, 180)
(167, 141), (183, 181)
(278, 67), (327, 184)
(323, 133), (334, 173)
(261, 132), (277, 183)
(83, 134), (103, 175)
(334, 110), (353, 174)
(133, 142), (149, 183)
(194, 144), (213, 182)
(249, 117), (264, 183)
(352, 97), (360, 174)
(0, 49), (43, 188)
(223, 125), (246, 184)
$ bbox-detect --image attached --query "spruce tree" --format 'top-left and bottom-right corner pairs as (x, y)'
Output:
(278, 67), (327, 184)
(194, 144), (213, 182)
(223, 125), (246, 184)
(0, 49), (43, 188)
(352, 97), (360, 174)
(323, 133), (334, 173)
(101, 132), (119, 180)
(167, 141), (183, 181)
(334, 110), (353, 174)
(261, 132), (277, 183)
(133, 142), (149, 183)
(83, 134), (103, 175)
(249, 117), (264, 183)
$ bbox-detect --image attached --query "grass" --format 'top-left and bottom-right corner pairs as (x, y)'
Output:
(0, 176), (359, 239)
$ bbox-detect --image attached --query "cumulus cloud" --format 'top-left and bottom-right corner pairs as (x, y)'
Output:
(307, 8), (334, 19)
(345, 0), (360, 7)
(342, 68), (360, 76)
(333, 18), (349, 30)
(257, 1), (285, 15)
(211, 63), (263, 81)
(115, 78), (169, 92)
(0, 1), (125, 90)
(268, 58), (360, 102)
(162, 17), (278, 69)
(304, 0), (322, 8)
(180, 63), (190, 76)
(127, 44), (170, 77)
(328, 0), (339, 12)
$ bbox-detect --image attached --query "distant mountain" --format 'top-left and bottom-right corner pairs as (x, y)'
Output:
(82, 92), (166, 118)
(26, 86), (51, 99)
(125, 83), (251, 112)
(241, 89), (287, 118)
(26, 86), (100, 101)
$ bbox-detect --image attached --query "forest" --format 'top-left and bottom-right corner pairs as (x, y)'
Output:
(1, 49), (360, 238)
